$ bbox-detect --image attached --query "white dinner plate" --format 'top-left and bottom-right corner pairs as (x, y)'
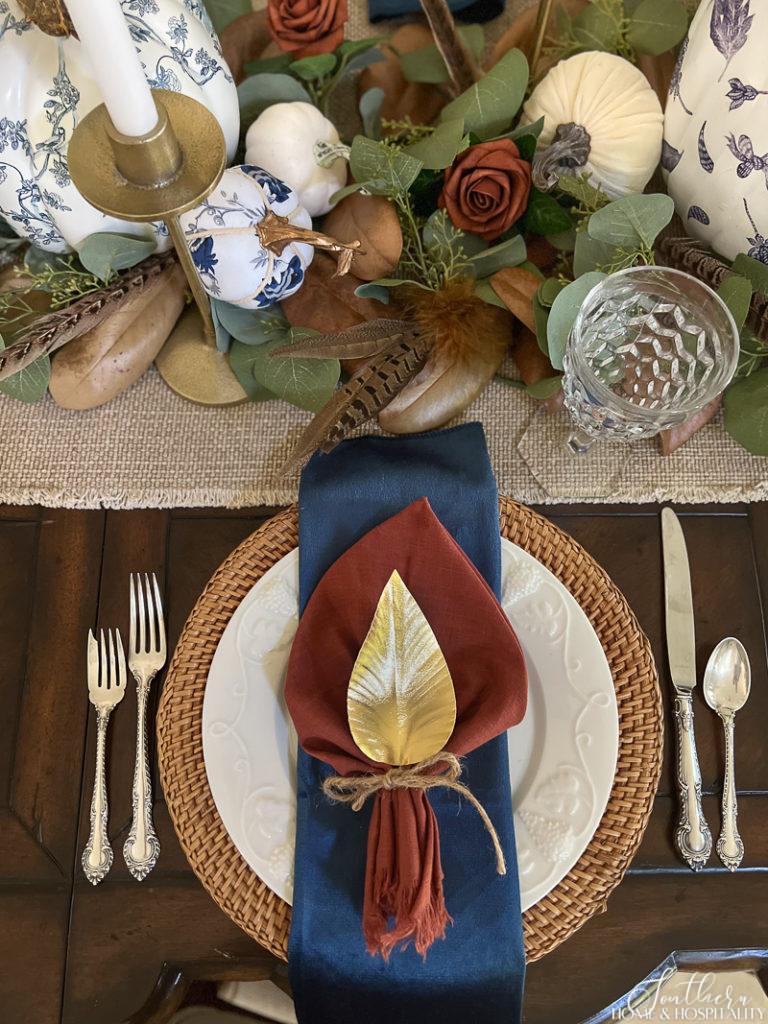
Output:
(202, 539), (619, 913)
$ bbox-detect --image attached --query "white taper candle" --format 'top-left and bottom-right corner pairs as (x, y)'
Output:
(65, 0), (159, 137)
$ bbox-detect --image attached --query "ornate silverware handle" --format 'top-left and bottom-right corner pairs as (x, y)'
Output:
(673, 692), (712, 870)
(123, 681), (160, 880)
(718, 713), (743, 871)
(82, 708), (114, 885)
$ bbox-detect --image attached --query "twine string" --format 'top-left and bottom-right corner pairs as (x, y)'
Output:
(323, 751), (507, 876)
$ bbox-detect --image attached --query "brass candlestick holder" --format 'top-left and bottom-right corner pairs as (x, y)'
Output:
(67, 89), (247, 406)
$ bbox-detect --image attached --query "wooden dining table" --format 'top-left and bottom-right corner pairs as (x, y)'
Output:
(2, 500), (768, 1024)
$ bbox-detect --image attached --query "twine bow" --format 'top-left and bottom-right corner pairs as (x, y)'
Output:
(323, 751), (507, 876)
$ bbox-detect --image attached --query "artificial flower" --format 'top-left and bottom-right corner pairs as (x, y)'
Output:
(439, 139), (532, 242)
(267, 0), (348, 58)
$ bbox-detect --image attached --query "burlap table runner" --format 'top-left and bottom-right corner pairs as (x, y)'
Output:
(1, 0), (765, 509)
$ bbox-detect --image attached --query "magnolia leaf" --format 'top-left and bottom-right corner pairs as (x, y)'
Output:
(213, 299), (289, 345)
(289, 53), (337, 81)
(204, 0), (250, 32)
(228, 340), (274, 402)
(399, 24), (484, 84)
(468, 234), (527, 276)
(732, 253), (768, 298)
(626, 0), (688, 56)
(439, 48), (529, 141)
(0, 336), (50, 403)
(717, 275), (752, 332)
(404, 119), (466, 170)
(347, 569), (456, 765)
(237, 74), (311, 126)
(77, 232), (155, 282)
(546, 271), (605, 370)
(348, 137), (423, 197)
(587, 193), (674, 250)
(723, 368), (768, 455)
(359, 87), (385, 140)
(522, 189), (573, 236)
(527, 376), (562, 399)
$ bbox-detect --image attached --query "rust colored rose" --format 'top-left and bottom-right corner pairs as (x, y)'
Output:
(267, 0), (348, 58)
(439, 139), (532, 242)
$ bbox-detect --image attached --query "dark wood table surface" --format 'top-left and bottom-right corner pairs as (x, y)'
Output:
(3, 501), (768, 1024)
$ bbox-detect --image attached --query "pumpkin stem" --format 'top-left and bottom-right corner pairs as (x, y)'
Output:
(532, 122), (591, 192)
(257, 211), (363, 278)
(18, 0), (73, 36)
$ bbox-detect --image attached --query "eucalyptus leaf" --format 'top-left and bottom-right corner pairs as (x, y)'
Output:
(348, 136), (422, 197)
(289, 53), (337, 80)
(732, 253), (768, 298)
(474, 278), (507, 308)
(210, 299), (231, 354)
(344, 47), (386, 75)
(573, 230), (620, 275)
(717, 275), (752, 332)
(359, 87), (385, 140)
(77, 232), (155, 282)
(228, 340), (274, 402)
(354, 283), (391, 303)
(338, 36), (387, 57)
(423, 209), (485, 257)
(548, 227), (576, 252)
(533, 293), (550, 354)
(522, 189), (573, 236)
(496, 115), (545, 143)
(587, 193), (674, 250)
(571, 3), (620, 51)
(213, 299), (289, 346)
(255, 332), (340, 412)
(330, 182), (368, 205)
(439, 48), (529, 141)
(626, 0), (688, 56)
(244, 54), (293, 76)
(0, 337), (50, 403)
(468, 234), (527, 276)
(203, 0), (250, 32)
(723, 368), (768, 455)
(527, 376), (562, 399)
(24, 246), (71, 276)
(237, 74), (311, 126)
(400, 25), (484, 84)
(546, 271), (605, 370)
(538, 277), (566, 308)
(404, 119), (466, 170)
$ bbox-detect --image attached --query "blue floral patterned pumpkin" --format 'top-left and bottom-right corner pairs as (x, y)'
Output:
(179, 165), (314, 309)
(0, 0), (239, 252)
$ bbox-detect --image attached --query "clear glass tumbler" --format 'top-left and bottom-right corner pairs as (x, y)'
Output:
(562, 266), (740, 454)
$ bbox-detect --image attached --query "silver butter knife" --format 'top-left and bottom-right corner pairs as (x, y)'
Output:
(662, 507), (712, 871)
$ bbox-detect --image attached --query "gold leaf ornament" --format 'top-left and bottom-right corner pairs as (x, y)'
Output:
(347, 571), (457, 766)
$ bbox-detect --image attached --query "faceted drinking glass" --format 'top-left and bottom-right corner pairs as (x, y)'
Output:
(562, 266), (740, 454)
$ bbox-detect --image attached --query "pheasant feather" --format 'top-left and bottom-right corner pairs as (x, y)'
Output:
(270, 320), (417, 361)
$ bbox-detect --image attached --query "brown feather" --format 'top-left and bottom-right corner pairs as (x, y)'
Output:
(419, 0), (480, 93)
(270, 319), (417, 360)
(282, 336), (429, 470)
(0, 251), (176, 381)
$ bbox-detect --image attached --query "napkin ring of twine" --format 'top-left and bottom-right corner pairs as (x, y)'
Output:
(323, 751), (506, 875)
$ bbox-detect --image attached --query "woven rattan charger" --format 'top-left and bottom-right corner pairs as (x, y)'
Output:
(157, 497), (663, 963)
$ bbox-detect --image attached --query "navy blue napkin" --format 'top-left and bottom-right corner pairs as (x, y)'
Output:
(368, 0), (504, 23)
(287, 423), (525, 1024)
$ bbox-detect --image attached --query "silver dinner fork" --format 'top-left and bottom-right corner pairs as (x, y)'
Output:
(82, 629), (126, 885)
(124, 573), (167, 880)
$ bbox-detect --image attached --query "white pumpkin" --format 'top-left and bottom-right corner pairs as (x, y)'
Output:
(179, 164), (314, 309)
(0, 0), (239, 252)
(522, 51), (663, 198)
(663, 0), (768, 263)
(244, 102), (347, 218)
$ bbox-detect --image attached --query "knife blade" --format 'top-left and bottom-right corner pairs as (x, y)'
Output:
(661, 507), (712, 871)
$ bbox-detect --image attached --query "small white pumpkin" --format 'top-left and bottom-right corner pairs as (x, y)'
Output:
(522, 51), (664, 198)
(663, 0), (768, 263)
(179, 164), (314, 309)
(0, 0), (239, 253)
(244, 101), (347, 218)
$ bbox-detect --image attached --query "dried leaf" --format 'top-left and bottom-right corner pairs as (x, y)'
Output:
(358, 23), (447, 128)
(219, 10), (270, 83)
(347, 569), (456, 766)
(490, 266), (541, 333)
(659, 396), (722, 455)
(270, 319), (415, 360)
(281, 252), (390, 337)
(322, 193), (403, 283)
(283, 335), (428, 468)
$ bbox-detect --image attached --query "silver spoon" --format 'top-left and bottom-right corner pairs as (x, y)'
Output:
(703, 638), (751, 871)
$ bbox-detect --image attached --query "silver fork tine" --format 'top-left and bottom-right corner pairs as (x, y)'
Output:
(116, 629), (126, 686)
(130, 574), (138, 656)
(108, 629), (117, 691)
(137, 574), (147, 654)
(100, 628), (107, 687)
(144, 573), (157, 653)
(87, 629), (98, 688)
(152, 573), (167, 656)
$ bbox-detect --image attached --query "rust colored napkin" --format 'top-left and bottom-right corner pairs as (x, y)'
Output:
(285, 497), (527, 957)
